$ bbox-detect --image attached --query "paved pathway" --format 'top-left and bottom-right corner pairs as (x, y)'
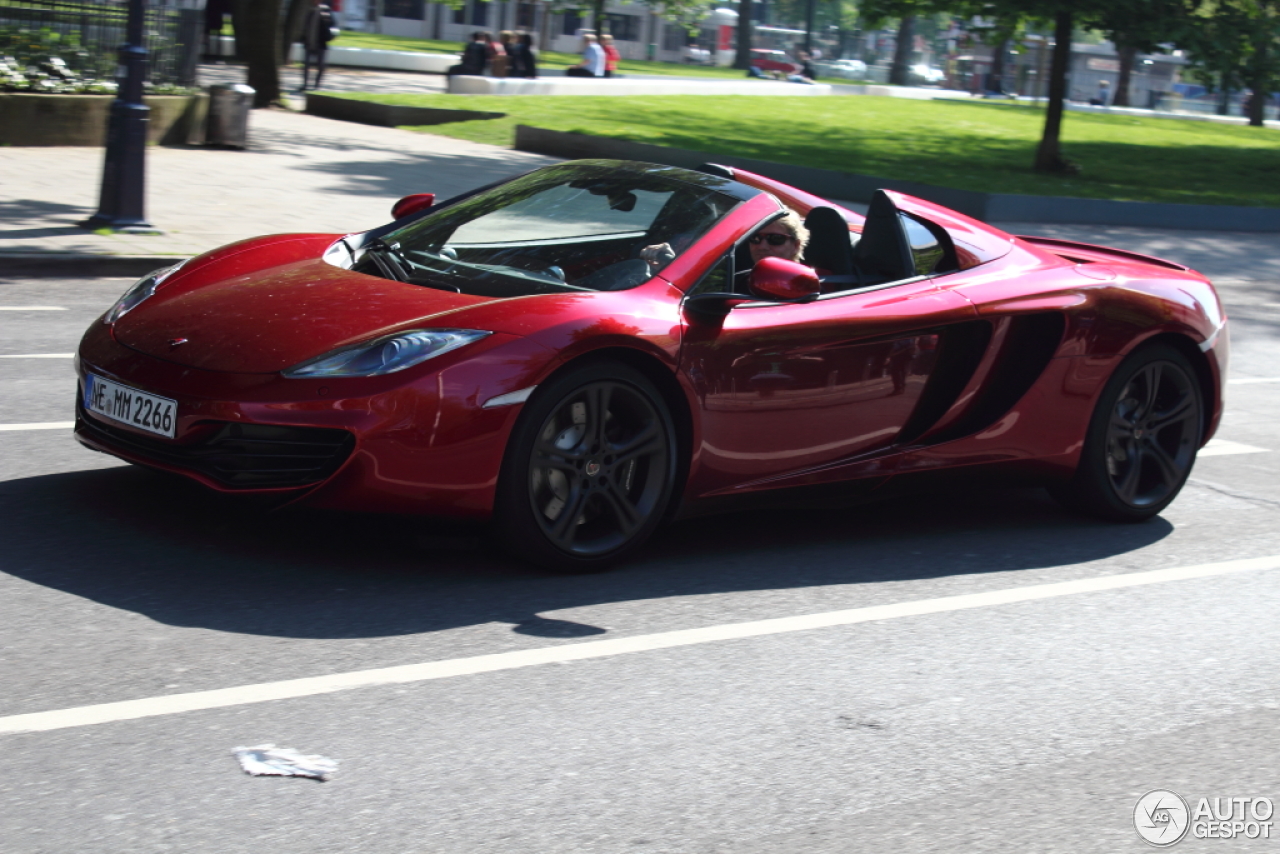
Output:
(199, 60), (449, 98)
(0, 107), (555, 262)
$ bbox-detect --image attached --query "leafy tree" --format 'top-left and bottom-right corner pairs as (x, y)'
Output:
(1092, 0), (1182, 106)
(1176, 0), (1280, 126)
(949, 1), (1111, 172)
(861, 0), (934, 83)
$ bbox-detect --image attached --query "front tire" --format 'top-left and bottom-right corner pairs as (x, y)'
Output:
(1050, 342), (1203, 522)
(495, 362), (677, 572)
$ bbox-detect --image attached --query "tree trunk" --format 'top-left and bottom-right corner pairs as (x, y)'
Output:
(989, 37), (1009, 93)
(230, 0), (249, 61)
(1217, 72), (1231, 115)
(1114, 44), (1137, 107)
(734, 0), (753, 70)
(241, 0), (283, 108)
(889, 15), (914, 86)
(1246, 38), (1269, 126)
(1034, 11), (1074, 173)
(281, 0), (310, 59)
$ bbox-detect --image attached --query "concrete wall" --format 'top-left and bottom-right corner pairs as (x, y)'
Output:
(0, 93), (208, 147)
(447, 76), (833, 96)
(305, 93), (503, 126)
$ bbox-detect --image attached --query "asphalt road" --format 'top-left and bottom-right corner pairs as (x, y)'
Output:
(2, 237), (1278, 853)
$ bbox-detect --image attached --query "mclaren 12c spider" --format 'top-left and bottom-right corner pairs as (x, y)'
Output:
(75, 160), (1228, 570)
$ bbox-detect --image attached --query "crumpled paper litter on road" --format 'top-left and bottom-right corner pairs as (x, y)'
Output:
(232, 744), (338, 780)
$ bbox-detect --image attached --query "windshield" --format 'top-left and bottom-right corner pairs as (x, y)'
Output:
(370, 163), (739, 297)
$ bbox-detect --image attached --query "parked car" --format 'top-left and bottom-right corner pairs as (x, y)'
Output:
(750, 48), (799, 75)
(910, 64), (946, 85)
(684, 45), (712, 65)
(76, 159), (1227, 571)
(816, 58), (868, 79)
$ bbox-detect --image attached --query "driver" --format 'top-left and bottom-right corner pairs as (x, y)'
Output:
(640, 208), (809, 271)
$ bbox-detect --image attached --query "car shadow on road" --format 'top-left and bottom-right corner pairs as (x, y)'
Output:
(0, 462), (1174, 641)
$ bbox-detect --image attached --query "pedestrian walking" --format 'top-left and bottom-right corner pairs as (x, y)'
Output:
(300, 1), (337, 91)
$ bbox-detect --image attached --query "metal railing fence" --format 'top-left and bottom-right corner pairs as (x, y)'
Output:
(0, 0), (202, 90)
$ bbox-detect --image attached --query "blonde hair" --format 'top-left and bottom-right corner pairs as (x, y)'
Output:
(773, 209), (810, 257)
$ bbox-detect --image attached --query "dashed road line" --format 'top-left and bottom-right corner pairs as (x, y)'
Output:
(0, 422), (74, 432)
(2, 553), (1278, 735)
(1200, 439), (1270, 457)
(1229, 377), (1280, 385)
(0, 306), (67, 311)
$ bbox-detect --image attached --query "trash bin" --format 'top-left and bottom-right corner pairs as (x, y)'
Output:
(206, 83), (254, 148)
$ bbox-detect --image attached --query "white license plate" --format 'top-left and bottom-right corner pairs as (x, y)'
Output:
(83, 373), (177, 439)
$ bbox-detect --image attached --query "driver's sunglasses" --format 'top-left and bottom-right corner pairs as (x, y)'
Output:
(749, 232), (794, 246)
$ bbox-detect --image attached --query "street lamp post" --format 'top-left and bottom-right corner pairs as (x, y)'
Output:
(82, 0), (161, 234)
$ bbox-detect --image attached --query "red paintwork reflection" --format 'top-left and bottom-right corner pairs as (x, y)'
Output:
(749, 257), (821, 300)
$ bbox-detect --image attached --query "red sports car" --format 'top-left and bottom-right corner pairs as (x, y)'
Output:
(75, 160), (1227, 570)
(750, 48), (801, 76)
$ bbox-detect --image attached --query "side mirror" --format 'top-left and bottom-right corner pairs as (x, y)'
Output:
(749, 256), (820, 301)
(391, 193), (435, 220)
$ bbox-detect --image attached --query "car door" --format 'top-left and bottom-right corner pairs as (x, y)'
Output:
(680, 273), (977, 498)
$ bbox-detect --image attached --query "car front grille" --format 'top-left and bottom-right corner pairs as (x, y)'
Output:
(77, 400), (355, 489)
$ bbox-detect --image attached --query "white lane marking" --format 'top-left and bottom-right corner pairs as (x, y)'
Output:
(2, 553), (1278, 736)
(0, 306), (67, 311)
(0, 422), (75, 432)
(0, 354), (74, 359)
(1200, 439), (1270, 457)
(1229, 377), (1280, 385)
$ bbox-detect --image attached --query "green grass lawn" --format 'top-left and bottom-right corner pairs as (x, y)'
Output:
(333, 30), (747, 79)
(326, 92), (1280, 207)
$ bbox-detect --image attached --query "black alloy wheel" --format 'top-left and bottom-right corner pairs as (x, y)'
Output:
(1051, 343), (1203, 522)
(496, 362), (677, 571)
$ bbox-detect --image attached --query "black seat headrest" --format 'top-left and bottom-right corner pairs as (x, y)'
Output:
(852, 190), (915, 285)
(802, 206), (855, 276)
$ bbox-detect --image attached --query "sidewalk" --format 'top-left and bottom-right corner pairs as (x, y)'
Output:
(2, 99), (1278, 284)
(0, 107), (555, 266)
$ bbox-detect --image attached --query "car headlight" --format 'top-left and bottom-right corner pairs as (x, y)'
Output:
(103, 261), (186, 325)
(283, 329), (491, 378)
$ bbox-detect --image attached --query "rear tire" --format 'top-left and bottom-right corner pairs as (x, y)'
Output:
(494, 362), (677, 572)
(1050, 343), (1202, 522)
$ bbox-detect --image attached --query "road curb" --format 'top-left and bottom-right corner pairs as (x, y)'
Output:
(513, 125), (1280, 232)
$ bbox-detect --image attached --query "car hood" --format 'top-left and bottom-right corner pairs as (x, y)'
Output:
(113, 254), (493, 374)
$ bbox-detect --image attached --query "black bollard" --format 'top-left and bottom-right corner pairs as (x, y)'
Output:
(83, 0), (162, 234)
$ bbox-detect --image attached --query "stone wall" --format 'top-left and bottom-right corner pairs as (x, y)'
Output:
(0, 93), (208, 147)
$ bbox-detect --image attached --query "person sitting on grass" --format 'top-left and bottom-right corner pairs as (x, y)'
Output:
(447, 31), (488, 77)
(508, 32), (538, 78)
(600, 34), (621, 78)
(565, 34), (606, 77)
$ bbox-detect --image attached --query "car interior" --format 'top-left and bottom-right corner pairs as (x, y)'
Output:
(794, 190), (961, 296)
